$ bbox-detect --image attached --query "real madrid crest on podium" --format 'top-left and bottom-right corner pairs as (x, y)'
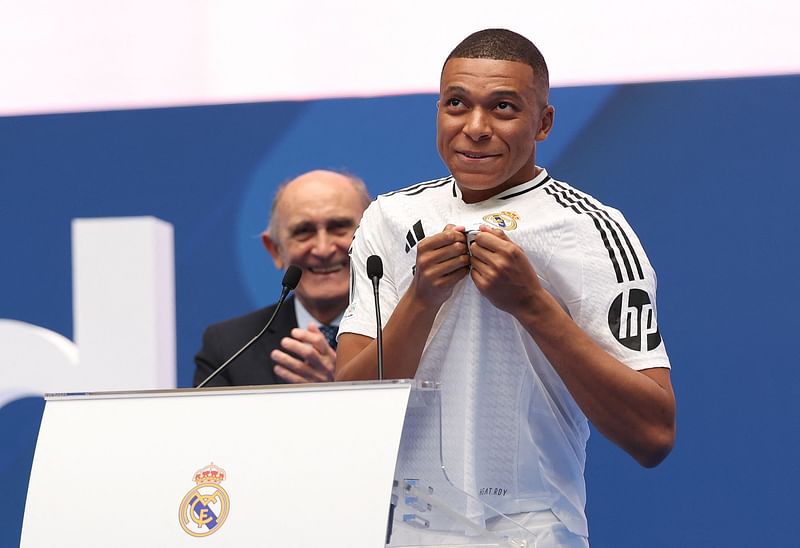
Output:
(179, 463), (230, 537)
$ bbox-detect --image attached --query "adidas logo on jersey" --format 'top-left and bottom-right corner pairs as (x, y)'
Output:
(404, 220), (426, 253)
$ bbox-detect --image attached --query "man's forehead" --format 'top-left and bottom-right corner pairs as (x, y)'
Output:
(442, 56), (535, 74)
(441, 58), (535, 84)
(279, 178), (356, 208)
(280, 197), (356, 225)
(279, 188), (361, 226)
(440, 57), (543, 104)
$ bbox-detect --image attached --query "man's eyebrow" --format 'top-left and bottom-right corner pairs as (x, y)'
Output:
(488, 89), (524, 101)
(287, 217), (355, 235)
(287, 221), (314, 235)
(327, 217), (356, 226)
(442, 85), (468, 95)
(442, 85), (525, 101)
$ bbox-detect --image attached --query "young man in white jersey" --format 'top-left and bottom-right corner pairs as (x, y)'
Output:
(336, 29), (676, 546)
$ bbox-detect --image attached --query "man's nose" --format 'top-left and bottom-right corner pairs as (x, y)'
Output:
(311, 231), (337, 256)
(463, 109), (492, 141)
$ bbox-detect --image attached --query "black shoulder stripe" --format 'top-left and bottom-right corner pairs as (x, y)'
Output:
(573, 200), (635, 282)
(587, 205), (644, 280)
(545, 186), (624, 283)
(499, 176), (552, 200)
(403, 177), (453, 196)
(384, 176), (452, 197)
(545, 182), (644, 283)
(553, 182), (644, 281)
(550, 181), (644, 282)
(586, 205), (644, 280)
(544, 185), (580, 212)
(383, 179), (442, 197)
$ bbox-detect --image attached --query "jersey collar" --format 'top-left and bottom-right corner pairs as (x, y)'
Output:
(452, 167), (551, 202)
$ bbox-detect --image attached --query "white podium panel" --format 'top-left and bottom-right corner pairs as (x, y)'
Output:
(21, 381), (412, 548)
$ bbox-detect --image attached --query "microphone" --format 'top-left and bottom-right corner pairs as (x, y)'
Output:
(281, 264), (302, 292)
(197, 265), (302, 388)
(366, 255), (384, 380)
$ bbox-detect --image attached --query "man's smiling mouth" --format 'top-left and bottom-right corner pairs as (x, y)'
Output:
(308, 263), (346, 274)
(458, 151), (500, 159)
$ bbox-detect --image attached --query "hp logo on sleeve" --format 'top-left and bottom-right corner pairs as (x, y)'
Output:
(608, 288), (662, 352)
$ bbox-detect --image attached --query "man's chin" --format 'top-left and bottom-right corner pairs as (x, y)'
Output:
(302, 271), (348, 288)
(296, 285), (349, 309)
(451, 169), (502, 188)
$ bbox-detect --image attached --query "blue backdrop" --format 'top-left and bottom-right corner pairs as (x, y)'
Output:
(2, 74), (799, 546)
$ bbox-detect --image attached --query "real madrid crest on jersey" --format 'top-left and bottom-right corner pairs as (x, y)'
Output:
(179, 463), (230, 537)
(482, 211), (519, 230)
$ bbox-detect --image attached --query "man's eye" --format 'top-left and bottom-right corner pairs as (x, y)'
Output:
(291, 229), (314, 241)
(447, 98), (462, 107)
(497, 101), (512, 110)
(331, 226), (352, 236)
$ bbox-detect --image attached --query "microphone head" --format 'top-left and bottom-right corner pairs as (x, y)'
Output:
(367, 255), (383, 280)
(282, 265), (302, 290)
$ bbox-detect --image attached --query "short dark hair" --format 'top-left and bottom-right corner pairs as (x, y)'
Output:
(445, 28), (549, 96)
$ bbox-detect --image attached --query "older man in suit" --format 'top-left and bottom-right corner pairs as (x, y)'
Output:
(193, 170), (370, 386)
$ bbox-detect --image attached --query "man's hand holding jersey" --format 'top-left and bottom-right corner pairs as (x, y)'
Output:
(468, 224), (546, 316)
(409, 224), (470, 307)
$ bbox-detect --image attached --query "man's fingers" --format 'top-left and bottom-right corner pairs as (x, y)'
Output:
(288, 326), (333, 355)
(479, 224), (506, 236)
(417, 231), (469, 266)
(305, 324), (338, 353)
(270, 347), (307, 371)
(441, 254), (471, 278)
(272, 325), (336, 383)
(420, 227), (467, 253)
(472, 226), (511, 252)
(271, 349), (331, 382)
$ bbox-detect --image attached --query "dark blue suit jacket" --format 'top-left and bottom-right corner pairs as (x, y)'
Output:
(193, 296), (298, 387)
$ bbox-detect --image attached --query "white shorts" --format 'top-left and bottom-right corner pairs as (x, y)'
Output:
(388, 510), (589, 547)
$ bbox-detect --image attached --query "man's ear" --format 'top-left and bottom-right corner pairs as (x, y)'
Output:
(262, 232), (285, 269)
(536, 104), (555, 142)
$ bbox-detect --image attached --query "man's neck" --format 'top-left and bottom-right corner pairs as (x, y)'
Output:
(457, 166), (545, 204)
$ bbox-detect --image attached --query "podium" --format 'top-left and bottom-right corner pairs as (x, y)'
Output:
(21, 381), (534, 547)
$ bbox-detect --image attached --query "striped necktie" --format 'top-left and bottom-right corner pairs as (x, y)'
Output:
(319, 324), (338, 350)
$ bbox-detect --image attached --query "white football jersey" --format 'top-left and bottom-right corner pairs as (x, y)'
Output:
(340, 168), (670, 537)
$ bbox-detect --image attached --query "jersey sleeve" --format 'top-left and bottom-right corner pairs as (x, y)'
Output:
(545, 207), (671, 371)
(339, 199), (401, 339)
